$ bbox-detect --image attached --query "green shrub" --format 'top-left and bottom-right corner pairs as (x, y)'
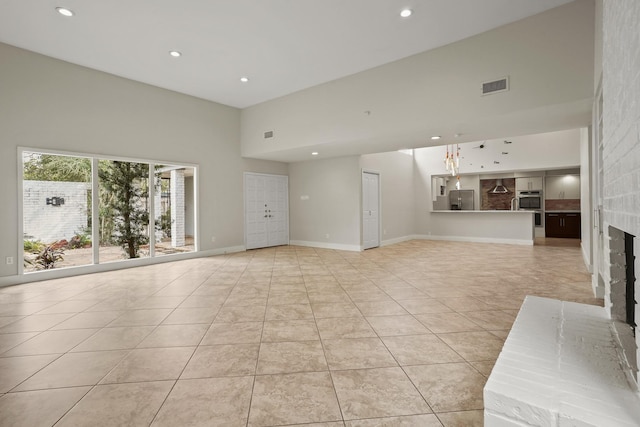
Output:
(68, 233), (91, 249)
(24, 243), (65, 270)
(24, 239), (44, 253)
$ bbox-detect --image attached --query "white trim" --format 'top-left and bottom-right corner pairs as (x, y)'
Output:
(381, 235), (415, 247)
(91, 158), (100, 265)
(0, 245), (246, 288)
(148, 163), (156, 258)
(18, 146), (199, 169)
(289, 240), (361, 252)
(581, 242), (593, 273)
(17, 149), (24, 276)
(413, 234), (534, 246)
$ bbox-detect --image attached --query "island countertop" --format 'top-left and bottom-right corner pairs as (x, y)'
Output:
(428, 209), (534, 245)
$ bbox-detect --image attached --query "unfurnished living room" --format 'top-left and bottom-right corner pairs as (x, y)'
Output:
(1, 1), (639, 426)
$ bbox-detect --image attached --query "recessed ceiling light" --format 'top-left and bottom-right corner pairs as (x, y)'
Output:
(240, 77), (249, 83)
(311, 152), (319, 156)
(431, 136), (441, 140)
(169, 51), (182, 58)
(400, 8), (413, 18)
(55, 7), (74, 17)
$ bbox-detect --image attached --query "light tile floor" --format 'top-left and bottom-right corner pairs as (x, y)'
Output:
(0, 240), (602, 426)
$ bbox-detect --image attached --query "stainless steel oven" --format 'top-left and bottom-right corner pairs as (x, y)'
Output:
(518, 191), (543, 227)
(518, 191), (542, 210)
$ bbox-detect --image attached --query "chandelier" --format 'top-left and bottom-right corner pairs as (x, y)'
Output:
(444, 144), (460, 176)
(444, 144), (462, 189)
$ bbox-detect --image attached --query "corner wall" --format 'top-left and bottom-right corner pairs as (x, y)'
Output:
(288, 156), (361, 250)
(0, 42), (287, 281)
(360, 151), (416, 245)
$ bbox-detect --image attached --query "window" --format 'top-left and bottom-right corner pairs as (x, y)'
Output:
(20, 149), (198, 274)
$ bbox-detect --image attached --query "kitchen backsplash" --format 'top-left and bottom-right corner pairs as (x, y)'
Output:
(480, 178), (515, 210)
(545, 199), (580, 211)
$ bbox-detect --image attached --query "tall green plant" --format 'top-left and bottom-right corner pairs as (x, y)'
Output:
(98, 161), (149, 258)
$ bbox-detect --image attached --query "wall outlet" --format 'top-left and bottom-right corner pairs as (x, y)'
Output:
(383, 229), (387, 235)
(211, 236), (216, 243)
(6, 256), (13, 265)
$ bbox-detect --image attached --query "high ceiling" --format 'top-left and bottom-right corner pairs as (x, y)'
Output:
(0, 0), (574, 109)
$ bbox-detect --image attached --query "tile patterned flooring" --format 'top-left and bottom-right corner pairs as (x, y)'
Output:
(0, 240), (602, 426)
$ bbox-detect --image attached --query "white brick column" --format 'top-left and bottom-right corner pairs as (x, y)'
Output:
(170, 169), (185, 247)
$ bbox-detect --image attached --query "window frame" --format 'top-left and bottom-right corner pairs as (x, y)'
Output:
(18, 146), (199, 279)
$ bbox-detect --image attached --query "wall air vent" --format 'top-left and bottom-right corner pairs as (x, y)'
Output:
(264, 131), (274, 139)
(482, 76), (509, 95)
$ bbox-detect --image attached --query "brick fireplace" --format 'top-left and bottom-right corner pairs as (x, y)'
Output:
(607, 226), (638, 383)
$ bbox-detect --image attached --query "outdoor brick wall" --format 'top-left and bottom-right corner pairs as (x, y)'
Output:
(602, 0), (640, 381)
(23, 180), (88, 243)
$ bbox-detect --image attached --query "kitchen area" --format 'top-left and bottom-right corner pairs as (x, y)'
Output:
(431, 169), (581, 243)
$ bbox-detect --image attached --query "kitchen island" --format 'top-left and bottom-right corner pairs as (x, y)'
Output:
(429, 210), (535, 245)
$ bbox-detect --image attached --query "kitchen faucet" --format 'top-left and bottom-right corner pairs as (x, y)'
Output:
(510, 197), (518, 211)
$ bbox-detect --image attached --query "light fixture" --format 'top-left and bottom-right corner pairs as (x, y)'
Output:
(444, 144), (460, 177)
(169, 51), (182, 58)
(311, 152), (319, 156)
(240, 77), (249, 83)
(431, 136), (441, 140)
(55, 7), (74, 17)
(400, 8), (413, 18)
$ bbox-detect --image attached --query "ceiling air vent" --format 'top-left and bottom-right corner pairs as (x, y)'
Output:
(482, 76), (509, 95)
(264, 131), (274, 139)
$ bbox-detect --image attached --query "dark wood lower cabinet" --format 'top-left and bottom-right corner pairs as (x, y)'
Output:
(545, 212), (581, 238)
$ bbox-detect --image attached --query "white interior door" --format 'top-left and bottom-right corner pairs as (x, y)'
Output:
(362, 171), (380, 250)
(266, 175), (289, 246)
(245, 173), (289, 250)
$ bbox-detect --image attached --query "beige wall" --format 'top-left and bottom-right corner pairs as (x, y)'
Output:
(359, 151), (416, 244)
(288, 156), (361, 250)
(0, 42), (287, 280)
(241, 1), (594, 162)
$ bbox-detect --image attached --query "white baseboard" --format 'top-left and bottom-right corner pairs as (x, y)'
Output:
(380, 235), (415, 247)
(289, 240), (361, 252)
(413, 234), (534, 246)
(581, 242), (593, 273)
(0, 244), (247, 288)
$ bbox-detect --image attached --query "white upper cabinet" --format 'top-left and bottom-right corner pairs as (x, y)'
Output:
(545, 175), (580, 199)
(516, 176), (543, 192)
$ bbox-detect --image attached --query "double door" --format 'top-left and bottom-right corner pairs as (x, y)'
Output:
(244, 173), (289, 250)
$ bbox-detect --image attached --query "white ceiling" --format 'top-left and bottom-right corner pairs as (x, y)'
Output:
(0, 0), (575, 109)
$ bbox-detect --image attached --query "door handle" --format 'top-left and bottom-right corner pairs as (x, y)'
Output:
(264, 215), (267, 218)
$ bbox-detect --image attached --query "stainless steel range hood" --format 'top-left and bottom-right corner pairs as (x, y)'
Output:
(489, 179), (509, 194)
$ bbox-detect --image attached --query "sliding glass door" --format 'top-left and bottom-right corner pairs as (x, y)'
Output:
(20, 149), (197, 274)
